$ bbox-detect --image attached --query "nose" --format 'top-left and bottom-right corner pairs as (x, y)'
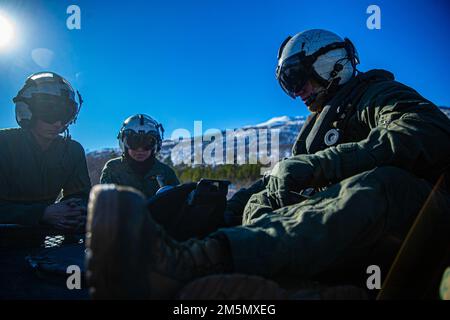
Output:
(294, 85), (307, 98)
(52, 120), (63, 128)
(294, 89), (306, 99)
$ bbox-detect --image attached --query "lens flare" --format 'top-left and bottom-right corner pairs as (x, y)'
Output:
(0, 14), (14, 48)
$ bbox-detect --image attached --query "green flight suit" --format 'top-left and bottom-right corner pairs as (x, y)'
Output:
(219, 69), (450, 279)
(0, 128), (92, 226)
(100, 156), (179, 198)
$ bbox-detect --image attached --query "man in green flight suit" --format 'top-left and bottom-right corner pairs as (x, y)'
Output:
(100, 114), (179, 198)
(0, 72), (91, 231)
(85, 29), (450, 299)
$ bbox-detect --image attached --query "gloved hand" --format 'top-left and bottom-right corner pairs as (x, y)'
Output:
(266, 157), (314, 208)
(223, 176), (270, 226)
(223, 209), (243, 227)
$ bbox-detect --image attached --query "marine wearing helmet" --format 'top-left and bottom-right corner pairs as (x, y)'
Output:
(86, 29), (450, 299)
(0, 71), (91, 229)
(100, 114), (179, 198)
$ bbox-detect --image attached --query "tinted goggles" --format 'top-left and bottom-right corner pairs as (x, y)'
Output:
(124, 131), (157, 151)
(276, 53), (312, 99)
(32, 96), (77, 125)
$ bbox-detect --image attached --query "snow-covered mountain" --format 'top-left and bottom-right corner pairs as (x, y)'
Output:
(86, 107), (450, 183)
(165, 115), (306, 167)
(244, 115), (306, 129)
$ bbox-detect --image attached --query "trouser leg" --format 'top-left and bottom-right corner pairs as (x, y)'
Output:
(220, 167), (450, 278)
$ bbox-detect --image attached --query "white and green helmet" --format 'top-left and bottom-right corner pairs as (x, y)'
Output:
(276, 29), (360, 98)
(117, 114), (164, 153)
(13, 71), (83, 128)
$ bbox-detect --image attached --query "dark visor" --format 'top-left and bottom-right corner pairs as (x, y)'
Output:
(276, 40), (352, 99)
(276, 53), (313, 99)
(277, 52), (311, 99)
(31, 95), (77, 125)
(124, 131), (157, 151)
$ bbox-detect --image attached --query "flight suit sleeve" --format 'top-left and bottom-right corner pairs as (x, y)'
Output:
(100, 162), (118, 184)
(61, 142), (92, 205)
(0, 167), (49, 225)
(224, 176), (270, 225)
(272, 100), (450, 191)
(0, 201), (48, 226)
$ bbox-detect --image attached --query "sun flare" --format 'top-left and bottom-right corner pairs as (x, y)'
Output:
(0, 14), (14, 48)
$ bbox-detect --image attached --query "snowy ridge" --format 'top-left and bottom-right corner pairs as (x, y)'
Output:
(87, 108), (450, 169)
(244, 115), (306, 129)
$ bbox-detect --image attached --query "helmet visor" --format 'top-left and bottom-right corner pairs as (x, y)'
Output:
(31, 95), (77, 125)
(276, 54), (312, 98)
(123, 131), (157, 151)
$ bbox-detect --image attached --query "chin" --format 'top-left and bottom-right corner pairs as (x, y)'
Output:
(44, 133), (60, 140)
(306, 103), (320, 113)
(135, 156), (149, 162)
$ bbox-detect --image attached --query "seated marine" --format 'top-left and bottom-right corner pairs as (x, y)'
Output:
(0, 72), (91, 231)
(100, 114), (179, 197)
(85, 29), (450, 299)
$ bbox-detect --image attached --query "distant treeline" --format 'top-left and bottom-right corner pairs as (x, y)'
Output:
(173, 164), (263, 186)
(87, 151), (264, 189)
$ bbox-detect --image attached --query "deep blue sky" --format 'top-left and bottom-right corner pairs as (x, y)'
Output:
(0, 0), (449, 151)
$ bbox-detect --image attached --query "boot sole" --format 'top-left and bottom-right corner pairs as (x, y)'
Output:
(86, 184), (151, 299)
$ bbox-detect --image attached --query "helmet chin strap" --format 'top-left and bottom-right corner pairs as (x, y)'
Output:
(305, 77), (341, 112)
(304, 90), (322, 108)
(62, 127), (71, 140)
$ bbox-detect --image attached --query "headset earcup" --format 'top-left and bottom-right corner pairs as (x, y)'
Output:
(344, 38), (359, 67)
(155, 123), (163, 153)
(117, 130), (125, 152)
(157, 139), (162, 152)
(15, 101), (33, 128)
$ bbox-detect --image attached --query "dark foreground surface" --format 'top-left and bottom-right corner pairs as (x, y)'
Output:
(0, 225), (89, 300)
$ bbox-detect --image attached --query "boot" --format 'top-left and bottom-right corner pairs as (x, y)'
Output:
(86, 184), (231, 299)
